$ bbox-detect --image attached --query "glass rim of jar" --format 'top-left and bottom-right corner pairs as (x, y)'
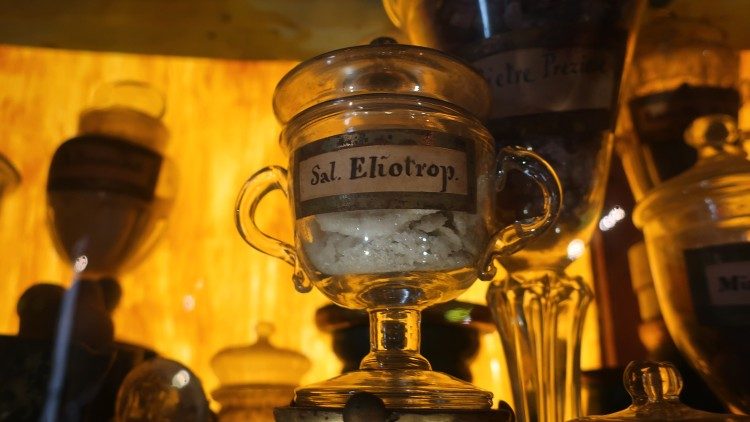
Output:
(272, 42), (491, 125)
(637, 13), (730, 48)
(278, 92), (495, 153)
(633, 173), (750, 228)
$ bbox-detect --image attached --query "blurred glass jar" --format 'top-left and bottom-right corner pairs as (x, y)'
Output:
(633, 114), (750, 414)
(618, 14), (740, 201)
(211, 323), (310, 422)
(46, 81), (176, 276)
(384, 0), (642, 271)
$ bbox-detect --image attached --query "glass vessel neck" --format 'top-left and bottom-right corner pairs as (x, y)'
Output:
(360, 308), (431, 371)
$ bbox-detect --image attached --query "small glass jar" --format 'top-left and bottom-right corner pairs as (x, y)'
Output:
(211, 323), (310, 422)
(270, 40), (495, 305)
(633, 115), (750, 414)
(46, 81), (176, 276)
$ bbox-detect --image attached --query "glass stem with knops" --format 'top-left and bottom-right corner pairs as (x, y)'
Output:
(360, 308), (431, 371)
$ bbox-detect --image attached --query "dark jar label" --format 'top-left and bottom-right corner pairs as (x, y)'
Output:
(684, 242), (750, 327)
(47, 135), (163, 201)
(292, 130), (477, 218)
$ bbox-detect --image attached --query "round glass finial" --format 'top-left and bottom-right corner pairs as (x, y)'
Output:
(569, 360), (750, 421)
(623, 361), (682, 405)
(684, 114), (741, 157)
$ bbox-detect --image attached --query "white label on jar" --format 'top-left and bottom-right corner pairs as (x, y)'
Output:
(472, 47), (616, 119)
(293, 130), (476, 218)
(299, 145), (468, 200)
(684, 243), (750, 326)
(705, 261), (750, 306)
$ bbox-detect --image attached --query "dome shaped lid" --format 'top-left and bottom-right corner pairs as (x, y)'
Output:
(78, 80), (169, 154)
(211, 322), (311, 387)
(633, 114), (750, 227)
(569, 361), (750, 421)
(272, 38), (490, 124)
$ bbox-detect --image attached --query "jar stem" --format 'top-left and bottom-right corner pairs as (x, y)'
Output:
(360, 308), (431, 371)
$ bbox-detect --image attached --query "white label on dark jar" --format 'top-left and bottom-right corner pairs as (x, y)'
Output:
(293, 130), (476, 218)
(684, 243), (750, 326)
(705, 261), (750, 306)
(473, 47), (616, 119)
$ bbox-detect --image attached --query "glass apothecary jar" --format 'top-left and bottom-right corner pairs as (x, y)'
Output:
(236, 39), (561, 409)
(633, 115), (750, 414)
(46, 81), (176, 277)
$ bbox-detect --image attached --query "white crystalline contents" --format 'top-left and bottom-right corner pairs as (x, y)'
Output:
(453, 213), (481, 256)
(413, 213), (448, 234)
(316, 209), (436, 239)
(303, 209), (483, 275)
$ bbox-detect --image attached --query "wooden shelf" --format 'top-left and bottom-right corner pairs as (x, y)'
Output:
(1, 0), (749, 60)
(0, 0), (397, 60)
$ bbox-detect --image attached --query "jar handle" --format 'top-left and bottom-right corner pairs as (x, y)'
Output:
(235, 166), (311, 293)
(478, 146), (562, 280)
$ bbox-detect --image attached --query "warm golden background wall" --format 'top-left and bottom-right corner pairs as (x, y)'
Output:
(0, 43), (607, 406)
(0, 43), (335, 393)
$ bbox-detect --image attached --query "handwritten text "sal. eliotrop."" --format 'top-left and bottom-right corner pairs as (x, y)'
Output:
(310, 155), (459, 193)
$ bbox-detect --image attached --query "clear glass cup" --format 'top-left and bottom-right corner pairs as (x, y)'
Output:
(235, 41), (562, 410)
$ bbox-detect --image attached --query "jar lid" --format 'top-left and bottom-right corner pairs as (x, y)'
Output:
(211, 322), (311, 387)
(78, 81), (169, 154)
(633, 114), (750, 227)
(272, 39), (490, 124)
(569, 361), (750, 421)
